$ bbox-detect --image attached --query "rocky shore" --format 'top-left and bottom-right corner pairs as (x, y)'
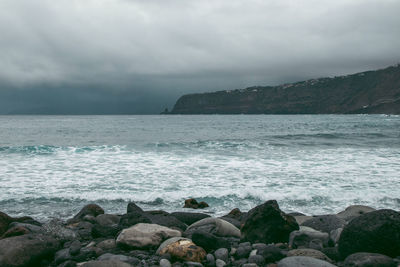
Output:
(0, 199), (399, 267)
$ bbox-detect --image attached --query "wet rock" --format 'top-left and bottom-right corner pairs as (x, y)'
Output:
(92, 224), (120, 238)
(214, 248), (229, 262)
(96, 239), (117, 250)
(160, 258), (172, 267)
(248, 254), (265, 266)
(1, 226), (30, 238)
(343, 252), (396, 267)
(43, 219), (77, 242)
(256, 245), (285, 263)
(338, 209), (400, 258)
(235, 243), (252, 259)
(117, 223), (181, 249)
(277, 256), (337, 267)
(170, 212), (210, 226)
(0, 234), (60, 267)
(215, 259), (226, 267)
(337, 205), (376, 222)
(98, 253), (140, 265)
(191, 230), (230, 252)
(206, 253), (216, 267)
(80, 260), (132, 267)
(185, 217), (240, 238)
(157, 238), (206, 262)
(289, 226), (329, 249)
(321, 247), (340, 262)
(241, 200), (299, 244)
(184, 198), (209, 209)
(0, 211), (12, 236)
(68, 204), (104, 224)
(301, 215), (346, 234)
(287, 248), (332, 262)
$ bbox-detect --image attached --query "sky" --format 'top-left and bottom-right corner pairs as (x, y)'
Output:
(1, 0), (400, 114)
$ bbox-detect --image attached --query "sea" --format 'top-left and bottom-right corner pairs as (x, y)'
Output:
(0, 115), (399, 221)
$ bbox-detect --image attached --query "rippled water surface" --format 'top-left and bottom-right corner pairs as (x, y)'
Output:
(0, 115), (399, 220)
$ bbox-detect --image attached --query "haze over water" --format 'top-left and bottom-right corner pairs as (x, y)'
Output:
(0, 115), (399, 220)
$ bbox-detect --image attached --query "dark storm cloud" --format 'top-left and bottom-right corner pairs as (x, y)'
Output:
(1, 0), (400, 113)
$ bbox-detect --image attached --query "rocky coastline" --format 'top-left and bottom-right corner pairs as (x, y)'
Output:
(0, 199), (399, 267)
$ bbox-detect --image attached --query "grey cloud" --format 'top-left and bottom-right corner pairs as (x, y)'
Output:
(0, 0), (399, 113)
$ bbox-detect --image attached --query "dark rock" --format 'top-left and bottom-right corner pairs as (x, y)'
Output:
(127, 202), (144, 213)
(170, 212), (210, 225)
(58, 260), (77, 267)
(83, 215), (97, 224)
(43, 219), (78, 242)
(98, 253), (140, 265)
(72, 247), (97, 262)
(0, 211), (12, 236)
(92, 224), (120, 238)
(12, 216), (42, 226)
(241, 200), (299, 244)
(55, 248), (72, 264)
(1, 226), (30, 238)
(69, 204), (104, 223)
(301, 215), (346, 234)
(344, 252), (396, 267)
(96, 239), (117, 250)
(0, 234), (60, 267)
(8, 222), (43, 233)
(69, 240), (81, 256)
(329, 228), (343, 245)
(277, 256), (337, 267)
(231, 258), (248, 266)
(80, 260), (132, 267)
(191, 230), (230, 252)
(119, 212), (152, 229)
(309, 239), (324, 251)
(184, 198), (209, 209)
(288, 212), (307, 216)
(256, 245), (285, 263)
(248, 254), (265, 266)
(338, 209), (400, 258)
(95, 214), (121, 226)
(214, 248), (229, 262)
(321, 247), (340, 262)
(146, 213), (187, 231)
(235, 244), (252, 259)
(146, 210), (170, 216)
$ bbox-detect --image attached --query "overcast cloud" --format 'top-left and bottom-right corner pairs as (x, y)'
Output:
(1, 0), (400, 113)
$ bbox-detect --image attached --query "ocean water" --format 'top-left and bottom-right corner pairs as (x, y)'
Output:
(0, 115), (399, 221)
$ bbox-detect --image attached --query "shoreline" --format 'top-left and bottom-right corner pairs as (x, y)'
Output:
(0, 199), (399, 267)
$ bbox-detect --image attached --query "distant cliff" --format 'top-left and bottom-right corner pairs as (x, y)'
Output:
(170, 65), (400, 114)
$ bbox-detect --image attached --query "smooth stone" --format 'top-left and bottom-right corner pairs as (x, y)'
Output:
(309, 239), (324, 251)
(96, 239), (117, 250)
(69, 240), (82, 256)
(301, 215), (346, 234)
(242, 264), (258, 267)
(119, 212), (152, 228)
(185, 218), (240, 238)
(337, 205), (376, 222)
(241, 200), (299, 244)
(287, 248), (332, 262)
(95, 214), (120, 226)
(170, 212), (210, 225)
(183, 261), (204, 267)
(295, 216), (313, 225)
(248, 254), (265, 266)
(344, 252), (396, 267)
(146, 213), (187, 231)
(338, 209), (400, 258)
(214, 248), (229, 262)
(321, 247), (340, 263)
(92, 224), (120, 238)
(98, 253), (140, 265)
(158, 239), (206, 262)
(206, 254), (216, 267)
(289, 226), (329, 249)
(160, 258), (172, 267)
(215, 259), (226, 267)
(55, 248), (72, 264)
(116, 223), (181, 249)
(277, 256), (337, 267)
(0, 234), (60, 267)
(235, 245), (252, 259)
(80, 260), (132, 267)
